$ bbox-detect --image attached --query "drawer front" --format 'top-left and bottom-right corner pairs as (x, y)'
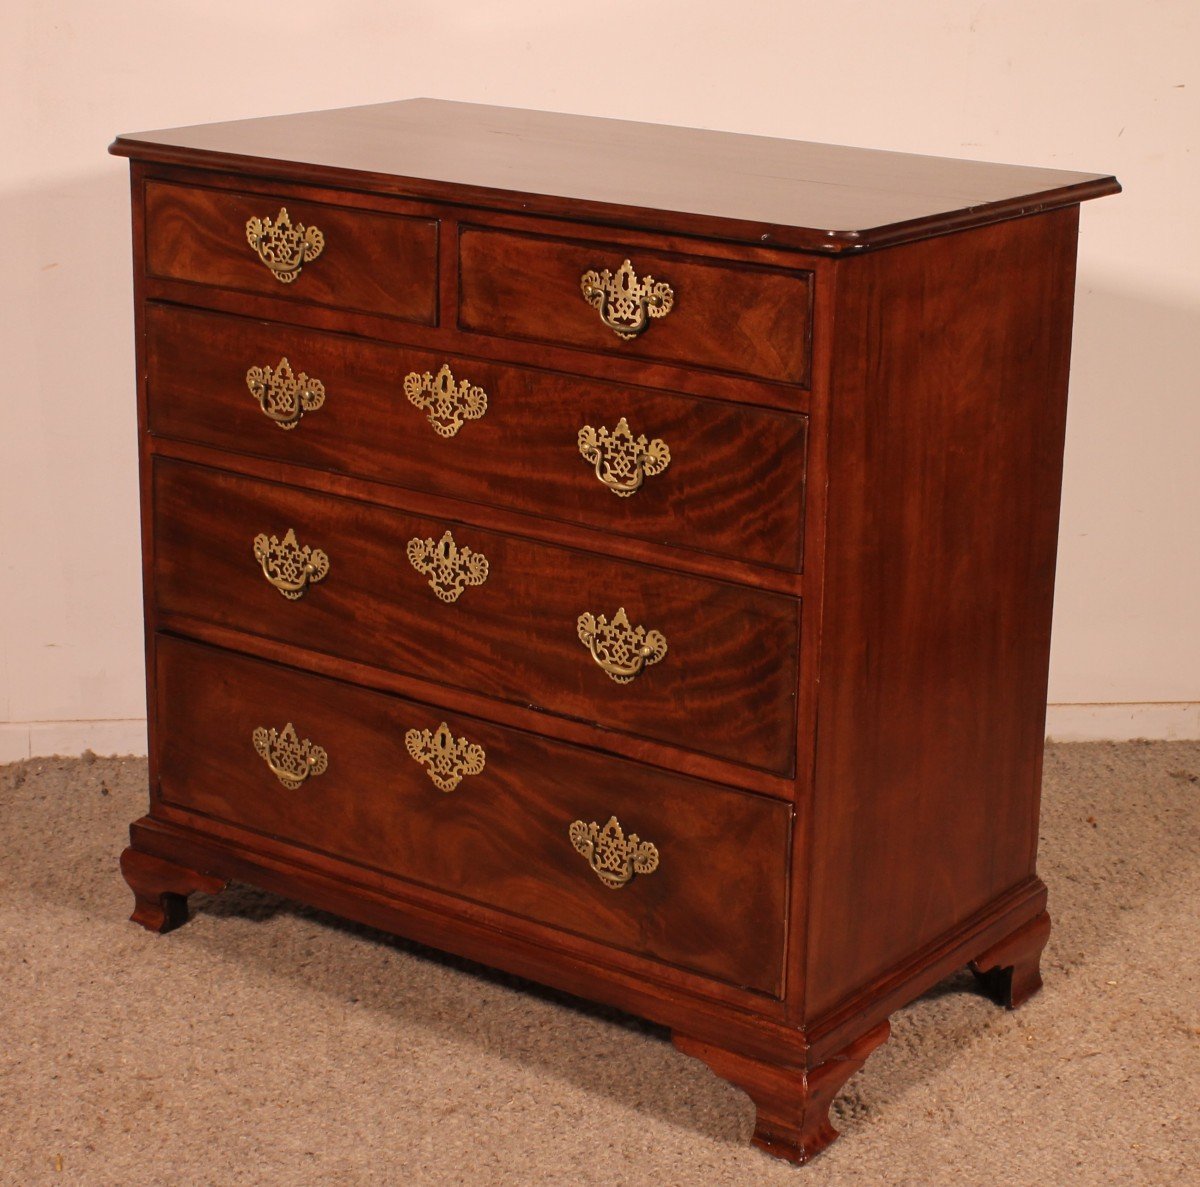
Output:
(152, 459), (800, 775)
(458, 226), (812, 385)
(145, 304), (808, 573)
(144, 181), (438, 323)
(156, 635), (791, 995)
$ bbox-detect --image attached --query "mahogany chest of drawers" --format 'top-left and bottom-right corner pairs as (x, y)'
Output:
(110, 100), (1118, 1164)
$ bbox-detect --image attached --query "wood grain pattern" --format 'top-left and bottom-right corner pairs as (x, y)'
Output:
(459, 226), (812, 385)
(136, 166), (819, 412)
(155, 634), (792, 995)
(128, 810), (809, 1062)
(144, 181), (439, 323)
(804, 208), (1079, 1022)
(803, 878), (1047, 1065)
(112, 103), (1119, 1167)
(149, 607), (796, 799)
(151, 458), (801, 777)
(144, 302), (808, 573)
(111, 99), (1120, 253)
(150, 433), (806, 600)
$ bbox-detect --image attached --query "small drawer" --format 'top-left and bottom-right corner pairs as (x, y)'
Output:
(458, 226), (812, 385)
(144, 181), (438, 324)
(155, 635), (791, 995)
(144, 304), (808, 573)
(152, 459), (800, 776)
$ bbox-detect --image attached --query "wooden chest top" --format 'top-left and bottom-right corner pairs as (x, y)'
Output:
(110, 98), (1119, 252)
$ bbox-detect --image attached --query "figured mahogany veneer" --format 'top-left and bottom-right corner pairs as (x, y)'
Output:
(458, 226), (812, 384)
(112, 99), (1117, 1166)
(151, 457), (800, 777)
(144, 181), (439, 323)
(155, 634), (791, 994)
(144, 302), (809, 572)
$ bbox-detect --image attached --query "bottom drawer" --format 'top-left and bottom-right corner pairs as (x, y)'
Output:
(154, 636), (792, 996)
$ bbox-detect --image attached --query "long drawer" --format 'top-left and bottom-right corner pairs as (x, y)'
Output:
(145, 303), (808, 573)
(152, 459), (801, 775)
(144, 181), (439, 323)
(155, 635), (792, 995)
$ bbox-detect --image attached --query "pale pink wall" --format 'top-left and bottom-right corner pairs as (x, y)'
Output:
(2, 1), (1196, 756)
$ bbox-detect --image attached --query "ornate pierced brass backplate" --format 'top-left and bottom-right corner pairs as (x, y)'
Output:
(245, 357), (326, 429)
(403, 364), (488, 437)
(405, 721), (486, 793)
(580, 259), (674, 340)
(578, 417), (671, 497)
(253, 528), (330, 600)
(245, 207), (324, 283)
(569, 815), (660, 889)
(406, 530), (489, 603)
(252, 722), (328, 790)
(576, 607), (667, 684)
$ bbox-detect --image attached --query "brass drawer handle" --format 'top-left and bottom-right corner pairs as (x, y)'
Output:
(404, 364), (488, 438)
(580, 259), (674, 340)
(576, 607), (667, 684)
(578, 417), (671, 497)
(569, 815), (659, 889)
(246, 357), (325, 429)
(253, 528), (330, 600)
(407, 530), (489, 603)
(252, 722), (328, 789)
(245, 206), (324, 283)
(405, 721), (486, 792)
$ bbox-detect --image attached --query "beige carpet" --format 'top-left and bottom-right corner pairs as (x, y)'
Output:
(1, 742), (1197, 1186)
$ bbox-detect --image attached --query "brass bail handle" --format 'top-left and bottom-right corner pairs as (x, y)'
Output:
(580, 260), (674, 341)
(252, 723), (328, 790)
(253, 529), (330, 600)
(576, 607), (668, 684)
(245, 207), (325, 283)
(578, 417), (670, 497)
(246, 357), (326, 430)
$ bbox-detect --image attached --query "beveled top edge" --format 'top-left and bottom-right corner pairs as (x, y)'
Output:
(110, 98), (1121, 253)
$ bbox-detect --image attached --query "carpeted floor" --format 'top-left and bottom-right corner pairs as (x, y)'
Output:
(1, 742), (1197, 1186)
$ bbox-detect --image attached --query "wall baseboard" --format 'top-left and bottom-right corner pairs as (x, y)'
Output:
(0, 719), (147, 764)
(1044, 702), (1199, 743)
(1, 704), (1197, 762)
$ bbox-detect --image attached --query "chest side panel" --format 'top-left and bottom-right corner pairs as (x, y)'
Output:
(805, 207), (1079, 1024)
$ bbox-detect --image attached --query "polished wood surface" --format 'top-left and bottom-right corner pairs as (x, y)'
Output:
(144, 181), (439, 323)
(155, 634), (792, 994)
(804, 208), (1077, 1023)
(458, 226), (812, 384)
(151, 458), (801, 777)
(113, 100), (1118, 1166)
(144, 302), (809, 573)
(673, 1020), (891, 1163)
(152, 596), (796, 802)
(112, 99), (1119, 252)
(139, 168), (818, 412)
(804, 881), (1049, 1066)
(126, 809), (804, 1060)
